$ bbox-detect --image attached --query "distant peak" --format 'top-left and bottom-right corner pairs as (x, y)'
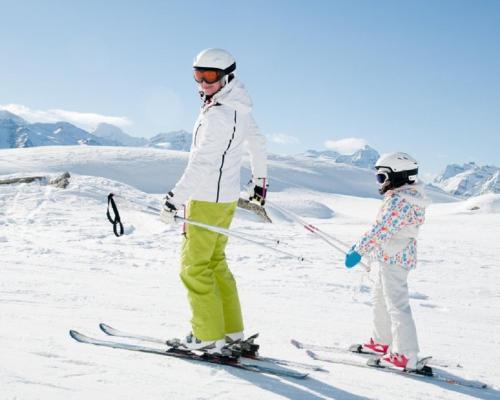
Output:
(301, 145), (379, 169)
(0, 110), (26, 125)
(434, 161), (500, 197)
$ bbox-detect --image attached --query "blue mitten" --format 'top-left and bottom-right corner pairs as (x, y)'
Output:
(345, 248), (362, 268)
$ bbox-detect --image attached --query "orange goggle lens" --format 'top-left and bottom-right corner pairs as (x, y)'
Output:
(193, 69), (223, 84)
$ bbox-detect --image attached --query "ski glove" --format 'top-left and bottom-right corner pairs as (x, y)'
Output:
(345, 247), (362, 268)
(160, 192), (178, 224)
(248, 177), (268, 206)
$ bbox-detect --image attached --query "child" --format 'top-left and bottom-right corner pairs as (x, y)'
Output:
(345, 152), (427, 372)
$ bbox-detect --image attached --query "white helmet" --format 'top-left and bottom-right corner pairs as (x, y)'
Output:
(193, 48), (236, 74)
(375, 152), (418, 173)
(375, 152), (419, 194)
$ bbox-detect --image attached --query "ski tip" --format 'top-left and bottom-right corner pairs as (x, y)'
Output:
(306, 350), (318, 359)
(99, 323), (114, 335)
(69, 329), (84, 342)
(290, 339), (302, 348)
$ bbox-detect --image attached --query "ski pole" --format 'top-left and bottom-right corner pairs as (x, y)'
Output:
(111, 193), (282, 246)
(107, 194), (304, 262)
(268, 201), (370, 271)
(268, 202), (348, 246)
(174, 214), (305, 262)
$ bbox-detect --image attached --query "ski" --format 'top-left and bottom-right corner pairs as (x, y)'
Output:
(69, 330), (308, 379)
(292, 339), (366, 353)
(99, 323), (326, 372)
(306, 350), (487, 390)
(291, 339), (454, 368)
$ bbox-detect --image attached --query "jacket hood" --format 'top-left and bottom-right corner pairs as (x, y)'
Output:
(387, 182), (429, 209)
(210, 78), (253, 114)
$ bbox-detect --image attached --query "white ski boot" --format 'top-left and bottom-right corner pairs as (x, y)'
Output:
(180, 332), (226, 355)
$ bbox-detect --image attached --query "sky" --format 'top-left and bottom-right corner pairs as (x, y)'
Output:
(1, 0), (499, 176)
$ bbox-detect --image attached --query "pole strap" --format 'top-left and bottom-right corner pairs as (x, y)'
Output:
(106, 193), (124, 237)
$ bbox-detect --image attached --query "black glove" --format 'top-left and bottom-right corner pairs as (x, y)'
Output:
(160, 191), (178, 224)
(248, 177), (268, 206)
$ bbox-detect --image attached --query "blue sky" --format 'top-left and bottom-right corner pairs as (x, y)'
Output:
(1, 0), (499, 176)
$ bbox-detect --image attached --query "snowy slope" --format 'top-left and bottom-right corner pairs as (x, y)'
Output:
(0, 145), (459, 203)
(0, 146), (380, 198)
(1, 146), (499, 400)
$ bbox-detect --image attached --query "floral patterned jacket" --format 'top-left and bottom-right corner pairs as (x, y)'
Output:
(354, 184), (427, 270)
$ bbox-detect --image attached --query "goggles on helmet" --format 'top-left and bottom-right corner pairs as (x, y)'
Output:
(193, 68), (224, 84)
(376, 171), (389, 184)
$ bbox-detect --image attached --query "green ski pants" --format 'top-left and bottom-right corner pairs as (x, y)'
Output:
(180, 200), (244, 341)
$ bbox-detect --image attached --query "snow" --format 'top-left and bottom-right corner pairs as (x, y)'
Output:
(1, 146), (499, 399)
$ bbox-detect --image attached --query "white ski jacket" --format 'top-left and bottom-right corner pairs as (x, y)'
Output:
(171, 78), (267, 205)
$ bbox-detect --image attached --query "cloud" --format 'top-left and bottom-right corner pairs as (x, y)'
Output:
(268, 133), (300, 144)
(324, 137), (368, 154)
(0, 104), (132, 131)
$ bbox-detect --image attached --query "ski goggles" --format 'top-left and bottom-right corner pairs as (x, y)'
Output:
(376, 171), (390, 184)
(193, 68), (224, 84)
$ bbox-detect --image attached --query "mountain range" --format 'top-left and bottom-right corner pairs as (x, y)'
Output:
(0, 111), (189, 151)
(433, 162), (500, 197)
(303, 146), (380, 169)
(0, 110), (498, 198)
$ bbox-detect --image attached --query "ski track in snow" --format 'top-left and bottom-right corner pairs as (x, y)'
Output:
(1, 146), (499, 400)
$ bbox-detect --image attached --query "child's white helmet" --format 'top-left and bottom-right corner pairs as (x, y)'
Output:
(375, 152), (418, 173)
(375, 152), (419, 194)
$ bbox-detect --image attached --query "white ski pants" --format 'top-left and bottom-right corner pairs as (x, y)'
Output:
(372, 262), (419, 355)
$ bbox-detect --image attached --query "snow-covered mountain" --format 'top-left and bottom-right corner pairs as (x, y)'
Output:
(0, 112), (116, 148)
(0, 110), (26, 125)
(0, 110), (191, 150)
(92, 123), (148, 147)
(27, 122), (115, 146)
(434, 162), (500, 197)
(303, 145), (380, 169)
(148, 130), (192, 151)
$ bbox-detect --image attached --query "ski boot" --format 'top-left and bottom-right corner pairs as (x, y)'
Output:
(381, 352), (433, 376)
(167, 332), (228, 356)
